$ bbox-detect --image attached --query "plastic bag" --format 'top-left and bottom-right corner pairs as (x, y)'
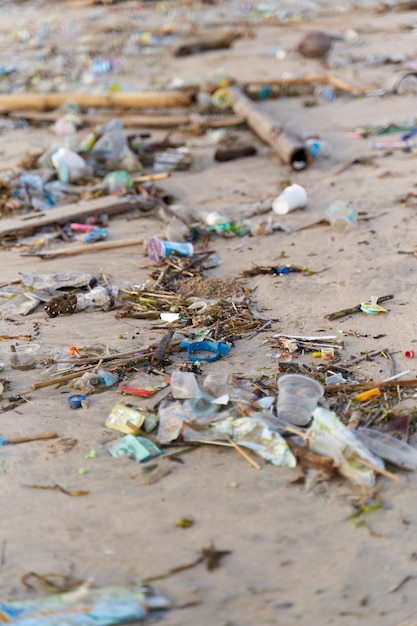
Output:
(310, 407), (385, 487)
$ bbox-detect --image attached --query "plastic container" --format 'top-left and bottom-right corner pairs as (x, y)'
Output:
(326, 201), (357, 231)
(272, 184), (307, 215)
(4, 344), (40, 370)
(277, 374), (324, 426)
(148, 236), (194, 264)
(356, 427), (417, 471)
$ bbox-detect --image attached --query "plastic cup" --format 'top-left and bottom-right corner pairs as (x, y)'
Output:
(4, 344), (40, 370)
(272, 184), (307, 215)
(277, 374), (324, 426)
(326, 201), (357, 231)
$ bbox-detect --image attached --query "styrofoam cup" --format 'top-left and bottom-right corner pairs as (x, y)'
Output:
(272, 184), (307, 215)
(277, 374), (324, 426)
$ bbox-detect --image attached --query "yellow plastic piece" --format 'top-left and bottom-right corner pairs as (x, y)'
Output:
(360, 295), (387, 315)
(211, 88), (233, 110)
(355, 388), (381, 402)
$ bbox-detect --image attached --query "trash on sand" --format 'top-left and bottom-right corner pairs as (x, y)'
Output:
(67, 394), (87, 409)
(326, 201), (357, 231)
(229, 86), (312, 170)
(356, 427), (417, 471)
(106, 403), (153, 434)
(360, 296), (387, 315)
(0, 432), (57, 446)
(324, 294), (393, 320)
(354, 388), (381, 402)
(20, 271), (94, 291)
(0, 581), (169, 624)
(108, 434), (161, 462)
(179, 339), (231, 362)
(148, 236), (194, 265)
(216, 415), (297, 467)
(3, 344), (40, 370)
(277, 374), (324, 426)
(118, 370), (170, 397)
(272, 184), (307, 215)
(309, 407), (387, 487)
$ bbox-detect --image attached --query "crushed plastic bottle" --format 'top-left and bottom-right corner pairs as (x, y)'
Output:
(356, 427), (417, 471)
(51, 147), (92, 183)
(0, 582), (169, 625)
(76, 285), (118, 312)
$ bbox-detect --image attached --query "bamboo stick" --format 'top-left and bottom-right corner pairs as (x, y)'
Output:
(352, 456), (400, 481)
(4, 432), (58, 445)
(9, 110), (245, 129)
(223, 433), (261, 470)
(0, 91), (193, 114)
(229, 86), (312, 170)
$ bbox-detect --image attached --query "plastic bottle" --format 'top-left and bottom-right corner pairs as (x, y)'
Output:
(356, 427), (417, 471)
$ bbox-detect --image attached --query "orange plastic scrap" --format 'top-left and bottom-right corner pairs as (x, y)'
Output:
(66, 345), (80, 357)
(355, 388), (381, 402)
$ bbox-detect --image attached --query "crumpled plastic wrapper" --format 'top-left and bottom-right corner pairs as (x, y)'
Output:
(309, 406), (385, 487)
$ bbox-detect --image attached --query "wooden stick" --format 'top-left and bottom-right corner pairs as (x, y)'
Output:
(229, 86), (312, 170)
(21, 238), (144, 260)
(4, 432), (58, 445)
(151, 330), (174, 366)
(223, 433), (261, 470)
(352, 456), (400, 481)
(0, 91), (193, 114)
(325, 378), (417, 394)
(173, 31), (241, 57)
(9, 110), (245, 129)
(0, 195), (149, 239)
(133, 172), (170, 183)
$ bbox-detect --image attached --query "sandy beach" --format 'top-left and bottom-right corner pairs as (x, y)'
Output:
(2, 1), (417, 624)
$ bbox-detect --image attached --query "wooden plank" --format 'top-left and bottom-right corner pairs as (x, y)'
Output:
(0, 195), (146, 239)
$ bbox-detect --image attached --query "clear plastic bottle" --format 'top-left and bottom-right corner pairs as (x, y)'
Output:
(356, 427), (417, 471)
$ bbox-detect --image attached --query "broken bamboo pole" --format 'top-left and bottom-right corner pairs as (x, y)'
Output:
(0, 91), (193, 114)
(228, 86), (312, 170)
(9, 110), (245, 129)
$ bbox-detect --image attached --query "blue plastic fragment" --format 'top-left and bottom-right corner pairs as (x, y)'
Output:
(179, 340), (230, 362)
(67, 394), (86, 409)
(84, 228), (108, 243)
(276, 266), (290, 275)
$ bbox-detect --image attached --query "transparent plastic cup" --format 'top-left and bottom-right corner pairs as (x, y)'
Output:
(4, 344), (40, 370)
(277, 374), (324, 426)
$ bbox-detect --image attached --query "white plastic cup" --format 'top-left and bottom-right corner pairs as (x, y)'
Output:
(277, 374), (324, 426)
(272, 184), (307, 215)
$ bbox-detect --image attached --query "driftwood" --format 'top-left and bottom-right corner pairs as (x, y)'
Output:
(173, 31), (241, 57)
(0, 195), (151, 239)
(229, 86), (312, 170)
(21, 238), (144, 259)
(9, 110), (245, 129)
(244, 75), (371, 99)
(0, 92), (193, 114)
